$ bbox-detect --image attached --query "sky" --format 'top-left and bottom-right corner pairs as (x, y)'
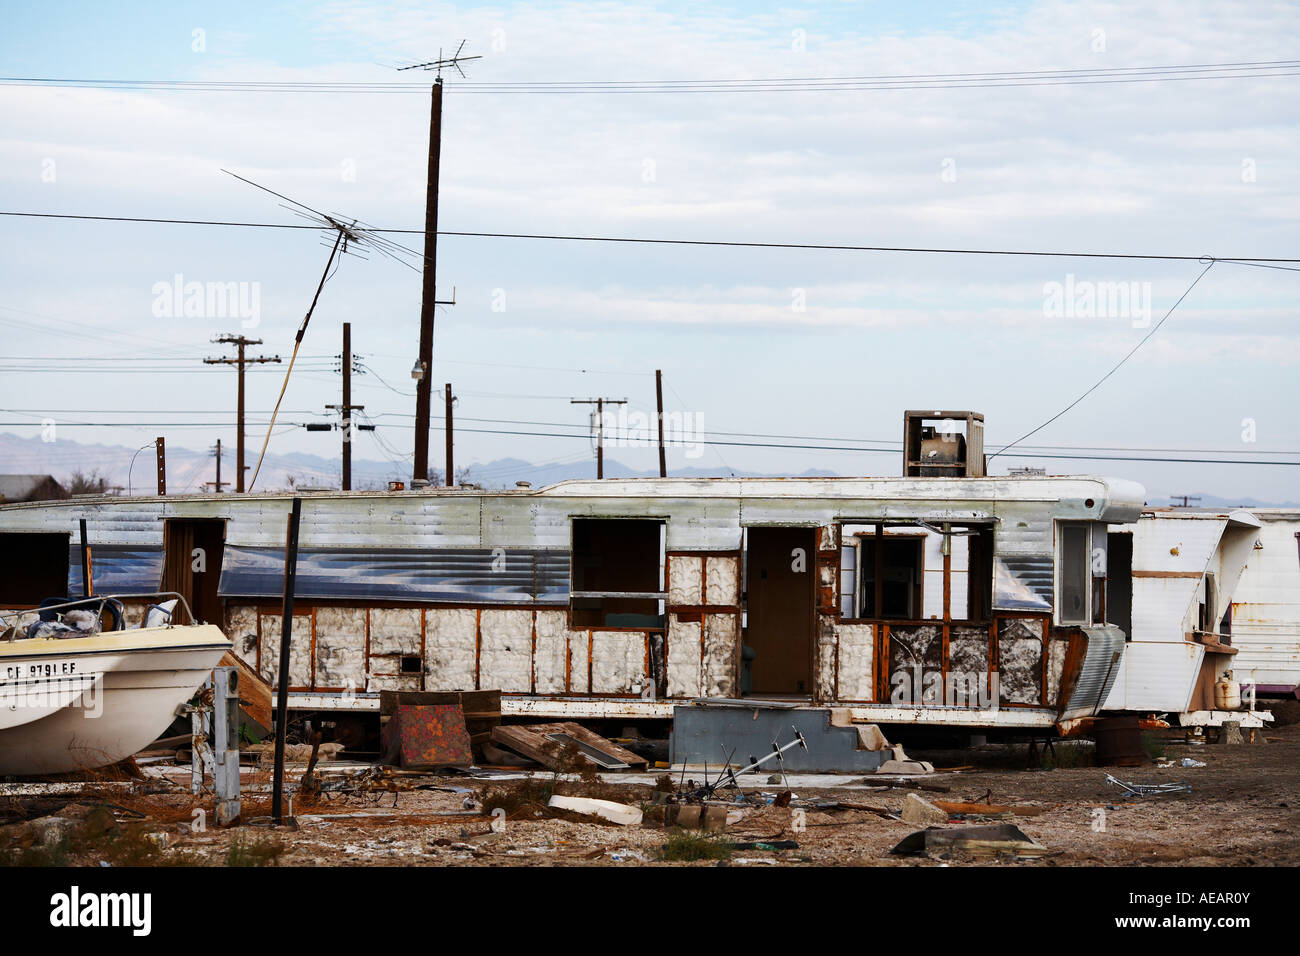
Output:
(1, 0), (1297, 501)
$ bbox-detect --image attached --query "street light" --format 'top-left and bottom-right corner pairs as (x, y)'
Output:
(411, 359), (426, 381)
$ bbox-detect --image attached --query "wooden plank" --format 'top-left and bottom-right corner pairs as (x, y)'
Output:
(489, 722), (647, 770)
(220, 650), (273, 731)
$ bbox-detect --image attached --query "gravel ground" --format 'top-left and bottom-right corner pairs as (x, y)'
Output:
(4, 722), (1297, 867)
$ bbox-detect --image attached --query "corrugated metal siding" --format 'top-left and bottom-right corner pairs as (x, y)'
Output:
(218, 546), (569, 603)
(1061, 624), (1125, 719)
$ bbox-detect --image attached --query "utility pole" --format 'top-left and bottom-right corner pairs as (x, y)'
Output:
(155, 436), (166, 496)
(325, 322), (365, 491)
(205, 335), (280, 492)
(444, 382), (455, 486)
(571, 397), (628, 479)
(400, 43), (477, 485)
(655, 369), (667, 478)
(1171, 495), (1202, 508)
(205, 439), (229, 493)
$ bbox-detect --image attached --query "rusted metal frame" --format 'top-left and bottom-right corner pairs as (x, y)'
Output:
(564, 627), (572, 694)
(474, 608), (481, 691)
(666, 603), (740, 614)
(530, 609), (538, 695)
(1040, 616), (1049, 707)
(941, 530), (952, 699)
(309, 605), (317, 690)
(418, 608), (426, 691)
(363, 607), (372, 694)
(234, 596), (563, 613)
(698, 610), (706, 698)
(586, 631), (593, 696)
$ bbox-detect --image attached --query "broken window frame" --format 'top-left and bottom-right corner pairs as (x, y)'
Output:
(568, 517), (667, 630)
(1057, 521), (1096, 627)
(837, 519), (994, 625)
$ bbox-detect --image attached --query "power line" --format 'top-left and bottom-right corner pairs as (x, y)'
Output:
(2, 59), (1298, 93)
(3, 210), (1297, 264)
(992, 260), (1217, 460)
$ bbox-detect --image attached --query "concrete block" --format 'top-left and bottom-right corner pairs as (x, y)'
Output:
(901, 793), (949, 825)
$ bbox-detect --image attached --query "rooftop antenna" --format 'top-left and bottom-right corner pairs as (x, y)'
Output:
(393, 41), (476, 485)
(396, 39), (482, 79)
(221, 170), (408, 492)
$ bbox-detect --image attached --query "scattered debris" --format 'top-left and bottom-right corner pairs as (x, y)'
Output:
(381, 703), (474, 769)
(932, 800), (1048, 818)
(491, 723), (647, 771)
(1104, 774), (1192, 798)
(546, 795), (643, 826)
(891, 824), (1048, 860)
(901, 793), (950, 825)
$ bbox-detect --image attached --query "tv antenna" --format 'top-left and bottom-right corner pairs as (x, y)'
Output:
(397, 39), (481, 79)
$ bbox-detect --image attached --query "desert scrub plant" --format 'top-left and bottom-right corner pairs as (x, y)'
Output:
(1140, 731), (1166, 761)
(225, 833), (286, 867)
(659, 830), (733, 863)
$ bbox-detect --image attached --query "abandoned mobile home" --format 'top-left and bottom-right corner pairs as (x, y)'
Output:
(0, 411), (1204, 759)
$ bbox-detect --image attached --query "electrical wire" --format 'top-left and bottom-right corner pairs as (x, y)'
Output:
(2, 210), (1296, 264)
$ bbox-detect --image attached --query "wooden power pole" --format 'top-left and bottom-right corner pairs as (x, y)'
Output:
(401, 44), (476, 484)
(444, 382), (455, 486)
(205, 334), (280, 492)
(571, 397), (628, 479)
(326, 322), (364, 491)
(655, 370), (667, 478)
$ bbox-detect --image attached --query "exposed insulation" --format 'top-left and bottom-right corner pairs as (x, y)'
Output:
(424, 607), (477, 691)
(702, 613), (737, 697)
(835, 622), (874, 700)
(1045, 637), (1068, 707)
(819, 523), (839, 551)
(368, 674), (423, 693)
(225, 605), (260, 661)
(369, 606), (422, 656)
(998, 618), (1044, 705)
(477, 608), (534, 693)
(568, 627), (590, 693)
(889, 624), (943, 704)
(258, 612), (312, 688)
(313, 606), (367, 689)
(704, 556), (739, 606)
(668, 555), (703, 605)
(816, 615), (838, 700)
(532, 609), (568, 693)
(590, 631), (647, 694)
(666, 614), (702, 698)
(949, 625), (992, 707)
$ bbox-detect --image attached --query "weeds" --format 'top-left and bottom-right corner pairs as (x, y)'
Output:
(660, 830), (733, 863)
(225, 833), (286, 867)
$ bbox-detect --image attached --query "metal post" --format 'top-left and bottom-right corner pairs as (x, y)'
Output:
(413, 80), (443, 482)
(271, 497), (302, 824)
(212, 666), (242, 826)
(655, 369), (667, 478)
(78, 518), (91, 598)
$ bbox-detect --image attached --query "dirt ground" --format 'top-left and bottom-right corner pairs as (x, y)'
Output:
(3, 722), (1297, 867)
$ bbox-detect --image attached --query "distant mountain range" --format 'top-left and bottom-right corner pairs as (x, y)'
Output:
(1, 432), (1295, 507)
(0, 432), (838, 494)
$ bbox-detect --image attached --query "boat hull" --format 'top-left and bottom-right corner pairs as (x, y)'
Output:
(0, 625), (230, 776)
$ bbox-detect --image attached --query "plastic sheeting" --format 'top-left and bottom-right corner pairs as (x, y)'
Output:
(67, 545), (163, 595)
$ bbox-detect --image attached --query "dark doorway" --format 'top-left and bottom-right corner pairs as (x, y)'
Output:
(161, 519), (226, 625)
(0, 532), (70, 605)
(1106, 531), (1133, 640)
(744, 526), (816, 696)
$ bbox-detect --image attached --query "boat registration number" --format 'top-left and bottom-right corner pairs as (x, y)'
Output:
(2, 660), (80, 683)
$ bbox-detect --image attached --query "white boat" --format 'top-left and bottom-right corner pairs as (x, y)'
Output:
(0, 597), (230, 776)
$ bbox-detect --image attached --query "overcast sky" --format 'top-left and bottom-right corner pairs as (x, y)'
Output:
(1, 0), (1297, 501)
